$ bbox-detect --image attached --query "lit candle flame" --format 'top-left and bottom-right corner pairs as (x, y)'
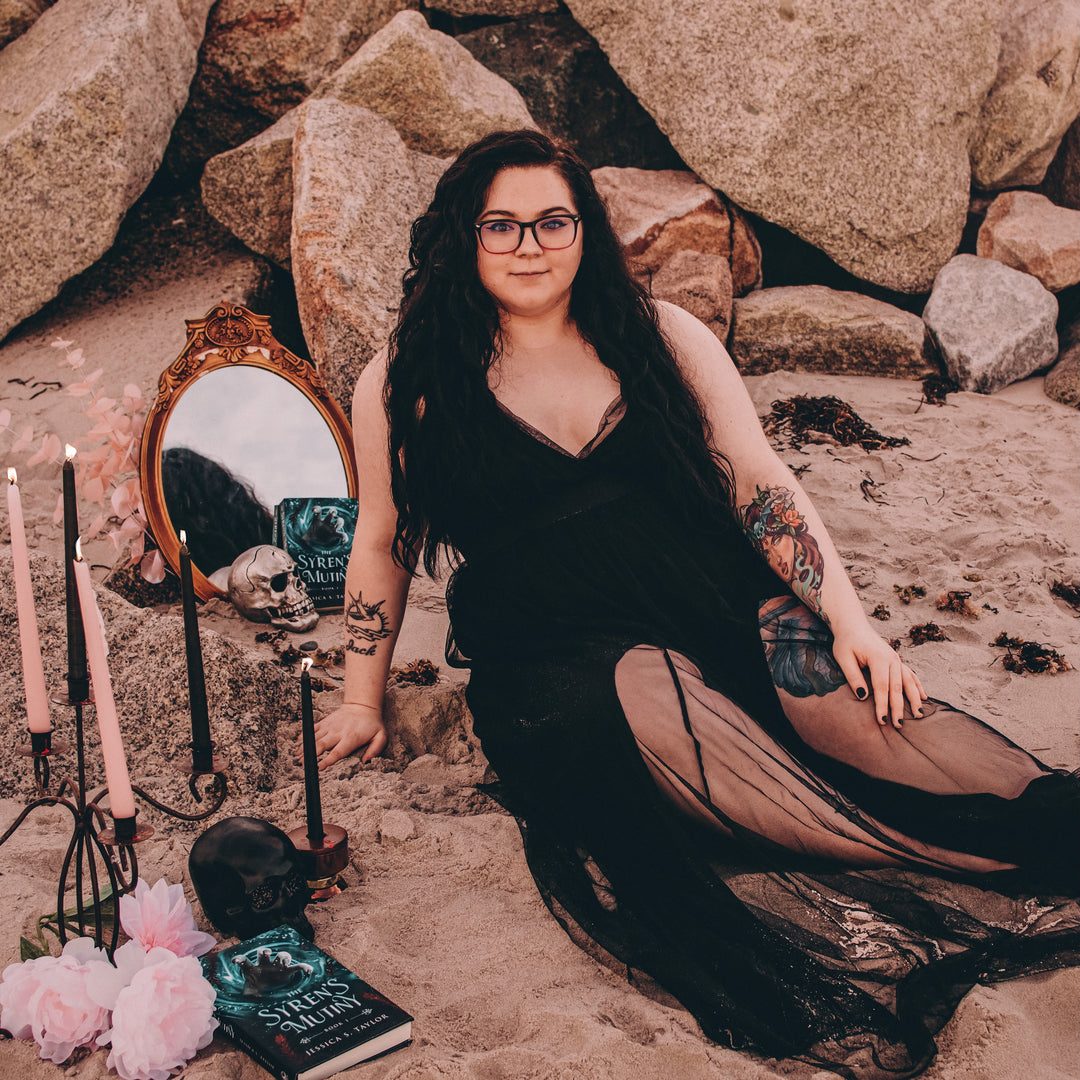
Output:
(74, 537), (83, 561)
(7, 467), (15, 484)
(301, 657), (313, 673)
(65, 444), (77, 462)
(180, 529), (187, 545)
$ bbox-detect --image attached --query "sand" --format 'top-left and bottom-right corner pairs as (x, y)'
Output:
(0, 211), (1077, 1079)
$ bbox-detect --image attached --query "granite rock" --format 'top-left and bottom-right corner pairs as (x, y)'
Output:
(729, 285), (936, 378)
(977, 190), (1080, 292)
(0, 0), (199, 341)
(970, 0), (1080, 189)
(456, 10), (682, 171)
(317, 9), (536, 158)
(0, 553), (299, 807)
(922, 254), (1059, 394)
(593, 166), (761, 296)
(563, 0), (999, 293)
(0, 0), (51, 48)
(291, 101), (449, 407)
(650, 251), (733, 342)
(202, 112), (298, 269)
(163, 0), (416, 179)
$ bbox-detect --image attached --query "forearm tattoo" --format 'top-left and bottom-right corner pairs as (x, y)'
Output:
(345, 590), (392, 656)
(740, 486), (826, 619)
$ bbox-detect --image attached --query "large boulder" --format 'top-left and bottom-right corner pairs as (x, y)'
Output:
(728, 285), (936, 377)
(291, 102), (449, 408)
(563, 0), (999, 293)
(0, 0), (51, 48)
(0, 0), (198, 342)
(976, 190), (1080, 293)
(163, 0), (417, 179)
(456, 10), (683, 170)
(969, 0), (1080, 190)
(0, 554), (298, 805)
(317, 9), (536, 157)
(204, 10), (536, 280)
(592, 166), (761, 296)
(922, 254), (1059, 394)
(202, 112), (298, 270)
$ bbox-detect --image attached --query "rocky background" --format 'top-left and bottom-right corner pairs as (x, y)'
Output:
(2, 5), (1080, 1078)
(1, 0), (1078, 409)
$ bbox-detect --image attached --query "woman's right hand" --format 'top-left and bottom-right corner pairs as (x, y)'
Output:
(311, 702), (388, 768)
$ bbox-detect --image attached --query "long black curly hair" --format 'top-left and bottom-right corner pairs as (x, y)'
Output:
(385, 129), (736, 575)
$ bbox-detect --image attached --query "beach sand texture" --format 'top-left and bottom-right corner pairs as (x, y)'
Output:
(0, 234), (1077, 1080)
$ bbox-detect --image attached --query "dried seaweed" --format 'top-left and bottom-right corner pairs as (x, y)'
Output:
(254, 631), (344, 677)
(920, 374), (960, 407)
(908, 622), (949, 645)
(762, 395), (910, 452)
(936, 590), (979, 617)
(871, 603), (891, 621)
(893, 583), (926, 604)
(389, 658), (440, 686)
(991, 633), (1073, 675)
(1050, 580), (1080, 611)
(888, 638), (902, 651)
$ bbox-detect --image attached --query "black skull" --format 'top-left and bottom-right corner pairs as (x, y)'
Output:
(188, 817), (314, 940)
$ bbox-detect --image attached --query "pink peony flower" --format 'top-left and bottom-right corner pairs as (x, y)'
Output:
(101, 948), (217, 1080)
(0, 938), (112, 1064)
(118, 879), (216, 958)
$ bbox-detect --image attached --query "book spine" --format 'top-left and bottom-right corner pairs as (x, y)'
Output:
(218, 1017), (294, 1080)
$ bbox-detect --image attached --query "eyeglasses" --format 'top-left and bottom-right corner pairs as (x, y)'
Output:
(474, 214), (581, 254)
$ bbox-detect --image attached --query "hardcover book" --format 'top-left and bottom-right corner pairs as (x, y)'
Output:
(272, 498), (357, 610)
(202, 925), (413, 1080)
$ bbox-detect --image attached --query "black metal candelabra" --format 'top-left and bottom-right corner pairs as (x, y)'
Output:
(1, 691), (228, 956)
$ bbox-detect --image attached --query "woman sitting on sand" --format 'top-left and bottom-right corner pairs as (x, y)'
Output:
(315, 130), (1079, 1077)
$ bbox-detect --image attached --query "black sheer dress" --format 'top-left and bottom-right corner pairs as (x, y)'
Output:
(439, 392), (1079, 1077)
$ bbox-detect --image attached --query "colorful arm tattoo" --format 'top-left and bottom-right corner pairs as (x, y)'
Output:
(345, 590), (392, 656)
(739, 485), (827, 620)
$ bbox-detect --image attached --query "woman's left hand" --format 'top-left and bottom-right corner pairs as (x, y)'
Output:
(830, 622), (927, 728)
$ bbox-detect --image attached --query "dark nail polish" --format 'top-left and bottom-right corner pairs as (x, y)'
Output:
(856, 687), (867, 700)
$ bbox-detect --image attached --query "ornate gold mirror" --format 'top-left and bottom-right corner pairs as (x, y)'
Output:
(140, 303), (358, 600)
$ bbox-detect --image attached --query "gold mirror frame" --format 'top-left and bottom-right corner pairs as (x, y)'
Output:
(140, 303), (358, 600)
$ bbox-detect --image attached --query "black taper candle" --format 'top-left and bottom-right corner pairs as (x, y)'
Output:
(300, 659), (325, 846)
(62, 451), (89, 701)
(178, 532), (213, 771)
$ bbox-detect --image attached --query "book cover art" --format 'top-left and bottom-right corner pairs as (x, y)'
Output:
(203, 925), (412, 1080)
(273, 498), (357, 610)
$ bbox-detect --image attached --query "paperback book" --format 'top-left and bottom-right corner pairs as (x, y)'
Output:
(202, 925), (413, 1080)
(272, 497), (357, 609)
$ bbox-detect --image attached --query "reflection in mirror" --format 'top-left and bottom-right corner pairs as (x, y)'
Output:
(161, 367), (348, 578)
(141, 304), (357, 600)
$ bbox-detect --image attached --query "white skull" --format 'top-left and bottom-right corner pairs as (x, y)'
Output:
(226, 545), (319, 632)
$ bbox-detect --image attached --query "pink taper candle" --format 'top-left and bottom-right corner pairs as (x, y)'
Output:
(72, 541), (136, 820)
(7, 469), (51, 733)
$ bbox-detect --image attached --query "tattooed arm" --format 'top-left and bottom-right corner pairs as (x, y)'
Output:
(658, 302), (925, 727)
(312, 350), (413, 766)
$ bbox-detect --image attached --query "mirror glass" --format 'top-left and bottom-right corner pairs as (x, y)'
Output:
(141, 304), (357, 599)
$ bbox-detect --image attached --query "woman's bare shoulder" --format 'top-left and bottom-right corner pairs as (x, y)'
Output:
(652, 299), (737, 381)
(352, 347), (390, 430)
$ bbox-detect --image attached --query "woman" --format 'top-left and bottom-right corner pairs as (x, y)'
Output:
(314, 130), (1078, 1076)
